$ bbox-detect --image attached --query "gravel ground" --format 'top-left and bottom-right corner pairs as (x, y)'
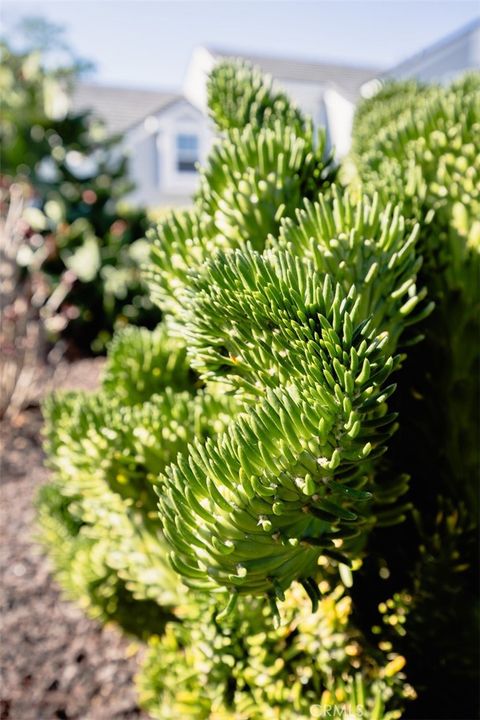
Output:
(0, 360), (150, 720)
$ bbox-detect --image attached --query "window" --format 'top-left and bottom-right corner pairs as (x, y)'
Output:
(176, 133), (199, 172)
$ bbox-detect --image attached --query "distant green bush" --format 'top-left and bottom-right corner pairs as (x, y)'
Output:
(1, 37), (160, 354)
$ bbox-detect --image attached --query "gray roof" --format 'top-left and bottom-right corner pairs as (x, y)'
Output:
(72, 50), (381, 134)
(382, 18), (480, 78)
(209, 47), (381, 99)
(72, 84), (181, 134)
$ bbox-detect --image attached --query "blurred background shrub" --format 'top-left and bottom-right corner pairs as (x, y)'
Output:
(0, 19), (160, 356)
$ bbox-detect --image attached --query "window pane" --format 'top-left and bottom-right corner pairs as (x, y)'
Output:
(176, 133), (199, 173)
(178, 159), (197, 172)
(177, 134), (198, 151)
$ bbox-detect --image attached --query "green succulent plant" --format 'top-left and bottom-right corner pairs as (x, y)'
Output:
(145, 62), (336, 334)
(207, 59), (306, 133)
(37, 482), (175, 639)
(352, 74), (480, 496)
(102, 325), (197, 404)
(38, 324), (234, 635)
(349, 71), (480, 719)
(39, 58), (479, 719)
(138, 582), (411, 720)
(157, 188), (429, 606)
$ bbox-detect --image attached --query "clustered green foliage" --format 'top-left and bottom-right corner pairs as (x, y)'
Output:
(207, 58), (306, 132)
(139, 583), (410, 720)
(40, 60), (479, 719)
(1, 37), (159, 353)
(38, 325), (233, 636)
(349, 72), (479, 718)
(349, 80), (425, 163)
(144, 64), (336, 329)
(159, 193), (429, 602)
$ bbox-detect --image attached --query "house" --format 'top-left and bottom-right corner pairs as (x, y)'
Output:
(72, 21), (479, 208)
(385, 17), (479, 84)
(72, 49), (378, 208)
(72, 84), (211, 207)
(183, 46), (378, 158)
(362, 18), (480, 98)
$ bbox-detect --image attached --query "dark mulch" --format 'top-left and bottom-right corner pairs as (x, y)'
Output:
(0, 360), (150, 720)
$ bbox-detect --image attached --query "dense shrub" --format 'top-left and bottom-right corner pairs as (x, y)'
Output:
(38, 325), (235, 636)
(348, 73), (480, 717)
(138, 584), (409, 720)
(1, 37), (160, 354)
(40, 61), (479, 718)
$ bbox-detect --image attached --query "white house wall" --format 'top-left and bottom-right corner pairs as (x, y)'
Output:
(272, 78), (327, 126)
(323, 88), (355, 159)
(473, 26), (480, 68)
(124, 99), (212, 207)
(183, 46), (216, 111)
(125, 132), (158, 206)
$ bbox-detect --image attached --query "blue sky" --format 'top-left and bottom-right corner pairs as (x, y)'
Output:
(2, 1), (478, 90)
